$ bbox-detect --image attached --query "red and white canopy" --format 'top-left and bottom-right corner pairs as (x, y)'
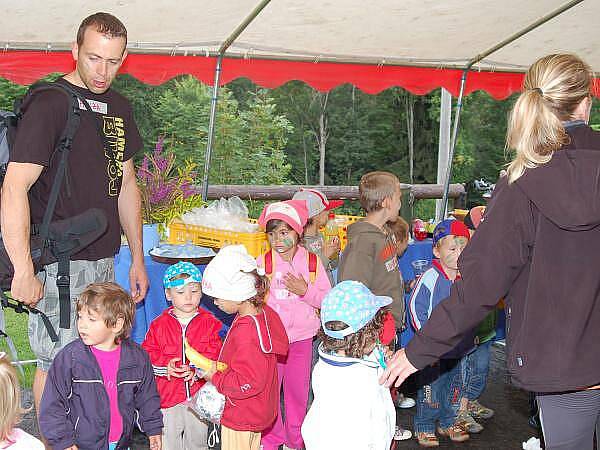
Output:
(1, 0), (598, 98)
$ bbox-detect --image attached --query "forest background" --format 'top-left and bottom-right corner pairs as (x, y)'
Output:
(2, 74), (599, 217)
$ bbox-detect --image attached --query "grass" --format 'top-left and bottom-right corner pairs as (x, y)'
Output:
(0, 308), (36, 388)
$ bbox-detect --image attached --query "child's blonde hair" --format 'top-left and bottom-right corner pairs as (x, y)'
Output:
(77, 282), (135, 344)
(0, 353), (24, 442)
(506, 54), (593, 183)
(359, 171), (400, 212)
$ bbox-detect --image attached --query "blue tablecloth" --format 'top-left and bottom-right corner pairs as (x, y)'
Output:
(114, 246), (234, 344)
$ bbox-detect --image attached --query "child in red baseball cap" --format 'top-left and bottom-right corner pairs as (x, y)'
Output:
(409, 219), (474, 446)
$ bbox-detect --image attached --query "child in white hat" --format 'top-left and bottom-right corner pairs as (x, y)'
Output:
(200, 245), (289, 450)
(301, 280), (396, 450)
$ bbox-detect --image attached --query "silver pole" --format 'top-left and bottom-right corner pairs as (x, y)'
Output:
(439, 0), (585, 218)
(436, 88), (452, 221)
(440, 71), (467, 218)
(200, 0), (272, 199)
(201, 54), (223, 200)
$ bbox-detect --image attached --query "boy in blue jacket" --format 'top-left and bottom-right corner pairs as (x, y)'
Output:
(408, 219), (474, 447)
(40, 282), (163, 450)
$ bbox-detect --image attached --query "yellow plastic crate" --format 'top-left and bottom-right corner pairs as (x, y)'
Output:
(168, 219), (270, 258)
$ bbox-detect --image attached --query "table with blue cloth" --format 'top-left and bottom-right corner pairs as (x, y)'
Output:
(114, 246), (234, 344)
(397, 239), (505, 348)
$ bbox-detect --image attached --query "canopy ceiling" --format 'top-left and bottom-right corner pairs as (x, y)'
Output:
(1, 0), (598, 98)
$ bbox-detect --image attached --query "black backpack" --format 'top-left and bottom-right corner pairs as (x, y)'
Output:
(0, 82), (109, 340)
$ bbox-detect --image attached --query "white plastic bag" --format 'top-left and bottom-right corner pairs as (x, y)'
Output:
(522, 437), (542, 450)
(187, 381), (226, 424)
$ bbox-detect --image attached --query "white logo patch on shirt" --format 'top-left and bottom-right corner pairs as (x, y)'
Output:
(78, 98), (108, 114)
(385, 257), (397, 272)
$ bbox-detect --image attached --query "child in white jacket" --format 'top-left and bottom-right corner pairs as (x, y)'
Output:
(301, 280), (395, 450)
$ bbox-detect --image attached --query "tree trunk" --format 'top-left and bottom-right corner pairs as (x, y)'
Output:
(318, 92), (329, 185)
(301, 123), (309, 185)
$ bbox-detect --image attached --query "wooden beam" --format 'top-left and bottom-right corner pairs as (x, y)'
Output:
(203, 184), (465, 201)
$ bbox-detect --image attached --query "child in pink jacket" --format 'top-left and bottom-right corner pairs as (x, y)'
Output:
(257, 200), (332, 450)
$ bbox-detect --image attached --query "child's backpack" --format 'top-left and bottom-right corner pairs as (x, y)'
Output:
(0, 82), (109, 338)
(264, 249), (318, 284)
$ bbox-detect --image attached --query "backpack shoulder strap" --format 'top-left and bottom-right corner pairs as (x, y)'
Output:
(34, 83), (82, 240)
(264, 249), (274, 278)
(308, 251), (317, 284)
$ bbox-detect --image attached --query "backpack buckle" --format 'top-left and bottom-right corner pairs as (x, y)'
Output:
(56, 274), (70, 287)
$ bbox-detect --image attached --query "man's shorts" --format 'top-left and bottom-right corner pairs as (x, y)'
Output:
(28, 258), (114, 371)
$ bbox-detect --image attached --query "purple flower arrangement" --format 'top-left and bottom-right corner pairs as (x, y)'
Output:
(137, 136), (204, 227)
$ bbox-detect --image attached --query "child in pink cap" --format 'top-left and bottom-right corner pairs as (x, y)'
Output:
(257, 200), (332, 450)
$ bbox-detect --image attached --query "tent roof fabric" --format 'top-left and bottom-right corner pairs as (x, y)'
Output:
(1, 0), (598, 96)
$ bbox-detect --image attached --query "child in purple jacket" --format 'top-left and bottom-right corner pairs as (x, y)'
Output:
(40, 282), (163, 450)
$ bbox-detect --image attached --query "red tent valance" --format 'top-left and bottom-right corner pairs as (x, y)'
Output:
(2, 51), (598, 99)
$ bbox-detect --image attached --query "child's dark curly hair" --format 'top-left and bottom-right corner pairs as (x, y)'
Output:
(245, 270), (270, 308)
(319, 308), (388, 359)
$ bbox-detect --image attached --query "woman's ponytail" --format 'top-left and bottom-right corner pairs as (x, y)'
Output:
(506, 54), (593, 183)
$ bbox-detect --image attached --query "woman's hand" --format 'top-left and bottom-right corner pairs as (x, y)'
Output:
(379, 348), (418, 388)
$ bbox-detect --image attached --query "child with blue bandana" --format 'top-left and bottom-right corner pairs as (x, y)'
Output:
(142, 262), (222, 450)
(301, 280), (396, 450)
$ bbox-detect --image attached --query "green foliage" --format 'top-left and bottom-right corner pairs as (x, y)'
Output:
(0, 309), (35, 388)
(149, 76), (292, 185)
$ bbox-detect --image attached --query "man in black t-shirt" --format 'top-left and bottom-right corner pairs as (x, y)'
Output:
(0, 12), (149, 423)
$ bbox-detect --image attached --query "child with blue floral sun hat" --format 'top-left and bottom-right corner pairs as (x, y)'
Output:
(143, 261), (222, 450)
(301, 280), (396, 450)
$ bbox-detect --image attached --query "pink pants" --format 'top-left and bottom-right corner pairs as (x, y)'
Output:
(261, 338), (313, 450)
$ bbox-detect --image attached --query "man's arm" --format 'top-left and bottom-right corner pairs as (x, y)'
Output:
(0, 162), (44, 305)
(118, 158), (148, 302)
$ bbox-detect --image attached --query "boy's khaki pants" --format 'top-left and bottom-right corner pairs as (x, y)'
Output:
(220, 425), (261, 450)
(162, 403), (208, 450)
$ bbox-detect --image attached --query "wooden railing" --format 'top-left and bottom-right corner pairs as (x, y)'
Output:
(204, 183), (466, 205)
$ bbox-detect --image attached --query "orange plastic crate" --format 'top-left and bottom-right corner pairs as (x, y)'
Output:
(168, 219), (270, 258)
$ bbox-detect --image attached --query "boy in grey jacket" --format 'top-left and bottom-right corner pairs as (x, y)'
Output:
(338, 171), (404, 329)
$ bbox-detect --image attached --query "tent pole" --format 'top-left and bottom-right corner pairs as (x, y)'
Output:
(439, 0), (585, 218)
(201, 0), (273, 199)
(466, 0), (584, 67)
(440, 71), (467, 219)
(201, 54), (223, 200)
(436, 88), (452, 221)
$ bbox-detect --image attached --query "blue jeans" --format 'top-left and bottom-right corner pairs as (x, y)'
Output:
(414, 358), (463, 433)
(463, 341), (491, 401)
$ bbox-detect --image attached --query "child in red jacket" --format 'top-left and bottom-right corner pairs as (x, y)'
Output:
(201, 245), (289, 450)
(142, 262), (222, 450)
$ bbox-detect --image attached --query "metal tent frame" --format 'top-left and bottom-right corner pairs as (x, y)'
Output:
(199, 0), (586, 212)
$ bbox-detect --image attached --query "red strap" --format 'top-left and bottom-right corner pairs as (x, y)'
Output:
(308, 251), (317, 274)
(265, 249), (273, 276)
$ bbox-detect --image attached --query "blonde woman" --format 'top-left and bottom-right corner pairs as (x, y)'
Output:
(0, 353), (44, 449)
(381, 53), (599, 449)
